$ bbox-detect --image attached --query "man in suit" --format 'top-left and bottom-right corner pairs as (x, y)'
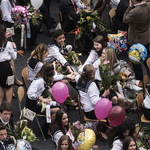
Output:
(0, 102), (13, 130)
(123, 0), (150, 81)
(59, 0), (80, 32)
(0, 123), (19, 150)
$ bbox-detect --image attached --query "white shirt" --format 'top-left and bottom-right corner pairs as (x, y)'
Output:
(111, 138), (122, 150)
(0, 41), (17, 62)
(110, 0), (120, 10)
(27, 61), (65, 81)
(143, 88), (150, 109)
(1, 0), (14, 23)
(74, 0), (86, 9)
(75, 74), (101, 112)
(93, 59), (121, 81)
(45, 43), (68, 67)
(78, 50), (99, 73)
(27, 77), (45, 100)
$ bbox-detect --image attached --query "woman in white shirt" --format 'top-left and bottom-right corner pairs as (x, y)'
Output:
(93, 47), (124, 107)
(78, 35), (106, 74)
(0, 23), (17, 105)
(27, 43), (77, 108)
(76, 64), (109, 119)
(1, 0), (15, 27)
(26, 63), (60, 138)
(107, 117), (135, 150)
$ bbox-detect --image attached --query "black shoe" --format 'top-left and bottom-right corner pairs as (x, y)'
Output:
(48, 28), (55, 36)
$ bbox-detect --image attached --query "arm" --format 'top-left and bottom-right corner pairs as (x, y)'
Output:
(78, 50), (98, 73)
(8, 42), (17, 60)
(11, 136), (20, 150)
(65, 2), (80, 20)
(1, 0), (14, 23)
(123, 5), (135, 24)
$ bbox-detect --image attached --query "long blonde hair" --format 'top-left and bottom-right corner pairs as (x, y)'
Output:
(27, 43), (49, 64)
(101, 47), (117, 71)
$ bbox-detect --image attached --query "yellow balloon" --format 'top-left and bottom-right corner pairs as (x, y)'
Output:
(76, 129), (96, 150)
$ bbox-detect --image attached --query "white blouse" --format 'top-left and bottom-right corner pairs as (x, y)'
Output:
(1, 0), (14, 23)
(75, 74), (101, 112)
(45, 43), (69, 67)
(27, 61), (65, 81)
(0, 41), (17, 62)
(143, 86), (150, 109)
(78, 50), (98, 73)
(111, 138), (122, 150)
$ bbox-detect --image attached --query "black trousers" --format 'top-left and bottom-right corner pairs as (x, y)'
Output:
(128, 44), (150, 81)
(39, 4), (54, 30)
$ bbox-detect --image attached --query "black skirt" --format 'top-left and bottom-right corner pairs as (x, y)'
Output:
(0, 61), (13, 88)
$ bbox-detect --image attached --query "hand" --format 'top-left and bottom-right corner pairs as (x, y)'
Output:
(11, 136), (17, 147)
(129, 0), (133, 7)
(103, 89), (110, 97)
(6, 30), (12, 38)
(66, 73), (75, 81)
(11, 42), (17, 49)
(86, 6), (91, 11)
(42, 98), (50, 105)
(66, 66), (74, 74)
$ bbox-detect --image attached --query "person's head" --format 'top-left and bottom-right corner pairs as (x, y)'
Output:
(80, 64), (95, 83)
(0, 123), (7, 141)
(0, 101), (12, 123)
(53, 29), (65, 47)
(101, 47), (117, 71)
(55, 110), (69, 134)
(123, 136), (137, 150)
(0, 23), (7, 48)
(27, 43), (49, 63)
(107, 117), (135, 147)
(93, 35), (106, 56)
(56, 135), (74, 150)
(132, 0), (143, 4)
(36, 63), (55, 83)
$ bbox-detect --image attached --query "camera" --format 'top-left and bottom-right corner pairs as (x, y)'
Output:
(2, 137), (14, 145)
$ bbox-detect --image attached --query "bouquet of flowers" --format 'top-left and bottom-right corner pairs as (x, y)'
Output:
(11, 5), (42, 28)
(73, 10), (107, 40)
(7, 119), (37, 142)
(137, 134), (150, 150)
(99, 60), (119, 90)
(70, 121), (85, 141)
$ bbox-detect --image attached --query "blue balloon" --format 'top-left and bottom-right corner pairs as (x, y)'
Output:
(128, 43), (147, 64)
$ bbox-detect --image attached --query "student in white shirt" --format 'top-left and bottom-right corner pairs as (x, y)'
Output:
(27, 43), (77, 108)
(76, 64), (109, 119)
(93, 47), (124, 107)
(26, 63), (60, 138)
(78, 35), (106, 74)
(0, 24), (17, 105)
(45, 29), (73, 74)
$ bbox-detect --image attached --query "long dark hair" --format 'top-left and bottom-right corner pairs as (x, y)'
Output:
(36, 63), (55, 83)
(93, 35), (106, 57)
(107, 117), (135, 148)
(80, 64), (95, 84)
(0, 23), (7, 48)
(123, 136), (138, 150)
(56, 135), (74, 150)
(52, 110), (69, 135)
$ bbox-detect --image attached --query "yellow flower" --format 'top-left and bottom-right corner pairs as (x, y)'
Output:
(86, 16), (91, 21)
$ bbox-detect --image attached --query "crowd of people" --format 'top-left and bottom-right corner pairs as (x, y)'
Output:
(0, 0), (150, 149)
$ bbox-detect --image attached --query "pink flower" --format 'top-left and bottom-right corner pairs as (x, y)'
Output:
(103, 60), (110, 65)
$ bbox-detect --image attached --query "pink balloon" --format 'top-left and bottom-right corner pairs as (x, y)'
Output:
(108, 106), (126, 127)
(94, 98), (112, 120)
(52, 82), (69, 104)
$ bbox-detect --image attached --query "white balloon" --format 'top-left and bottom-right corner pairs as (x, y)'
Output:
(31, 0), (43, 9)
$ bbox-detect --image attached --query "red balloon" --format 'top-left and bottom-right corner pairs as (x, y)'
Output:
(108, 106), (126, 127)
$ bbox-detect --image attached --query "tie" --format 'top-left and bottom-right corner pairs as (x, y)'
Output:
(72, 0), (77, 11)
